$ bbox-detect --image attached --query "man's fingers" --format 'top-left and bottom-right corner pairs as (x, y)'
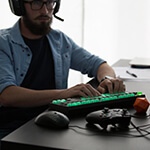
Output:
(76, 84), (100, 97)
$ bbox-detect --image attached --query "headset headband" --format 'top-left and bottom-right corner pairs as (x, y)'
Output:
(8, 0), (63, 21)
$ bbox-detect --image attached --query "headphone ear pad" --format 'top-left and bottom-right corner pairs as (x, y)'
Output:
(8, 0), (25, 16)
(54, 0), (60, 15)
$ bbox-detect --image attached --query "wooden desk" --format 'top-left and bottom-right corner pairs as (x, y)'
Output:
(1, 59), (150, 150)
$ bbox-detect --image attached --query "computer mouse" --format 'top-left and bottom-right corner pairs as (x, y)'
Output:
(34, 111), (70, 129)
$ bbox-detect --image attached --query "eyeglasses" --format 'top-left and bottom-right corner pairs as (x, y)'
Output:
(24, 0), (56, 10)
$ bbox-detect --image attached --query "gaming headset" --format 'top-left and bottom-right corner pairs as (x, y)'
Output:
(8, 0), (64, 21)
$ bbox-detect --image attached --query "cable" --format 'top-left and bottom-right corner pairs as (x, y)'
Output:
(68, 121), (150, 138)
(67, 110), (150, 138)
(130, 113), (150, 118)
(130, 121), (150, 137)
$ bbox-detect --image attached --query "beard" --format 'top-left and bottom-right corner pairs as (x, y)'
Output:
(23, 14), (53, 36)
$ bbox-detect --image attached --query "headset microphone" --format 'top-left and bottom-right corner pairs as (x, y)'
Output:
(54, 14), (64, 21)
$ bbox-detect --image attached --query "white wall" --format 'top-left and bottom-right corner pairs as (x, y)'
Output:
(1, 0), (150, 86)
(84, 0), (150, 65)
(83, 0), (150, 82)
(0, 1), (19, 28)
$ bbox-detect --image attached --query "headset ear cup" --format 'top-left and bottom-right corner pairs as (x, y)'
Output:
(53, 0), (64, 21)
(54, 0), (60, 15)
(8, 0), (25, 16)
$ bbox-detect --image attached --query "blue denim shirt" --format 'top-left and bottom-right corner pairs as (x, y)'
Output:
(0, 20), (105, 93)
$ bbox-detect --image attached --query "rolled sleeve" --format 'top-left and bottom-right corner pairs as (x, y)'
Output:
(70, 39), (106, 78)
(0, 50), (17, 93)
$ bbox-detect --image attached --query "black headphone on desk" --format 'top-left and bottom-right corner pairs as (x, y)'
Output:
(8, 0), (64, 21)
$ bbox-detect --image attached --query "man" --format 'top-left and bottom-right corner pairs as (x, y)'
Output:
(0, 0), (125, 138)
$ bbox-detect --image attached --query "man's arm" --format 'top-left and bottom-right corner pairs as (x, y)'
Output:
(0, 84), (100, 107)
(96, 62), (125, 93)
(96, 62), (116, 81)
(0, 63), (125, 108)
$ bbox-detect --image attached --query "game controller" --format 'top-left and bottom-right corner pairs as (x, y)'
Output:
(86, 108), (131, 129)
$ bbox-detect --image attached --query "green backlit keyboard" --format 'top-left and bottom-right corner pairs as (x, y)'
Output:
(49, 92), (145, 116)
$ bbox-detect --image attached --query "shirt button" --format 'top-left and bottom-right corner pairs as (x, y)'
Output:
(20, 74), (24, 77)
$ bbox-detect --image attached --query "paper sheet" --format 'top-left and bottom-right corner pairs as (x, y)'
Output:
(113, 67), (150, 81)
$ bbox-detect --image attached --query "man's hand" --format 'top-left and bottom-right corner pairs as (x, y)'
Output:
(64, 83), (101, 98)
(97, 78), (126, 94)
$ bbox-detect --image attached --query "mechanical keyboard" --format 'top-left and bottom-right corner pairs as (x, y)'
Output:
(49, 92), (145, 116)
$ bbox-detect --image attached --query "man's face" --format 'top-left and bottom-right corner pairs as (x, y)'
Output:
(23, 0), (55, 36)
